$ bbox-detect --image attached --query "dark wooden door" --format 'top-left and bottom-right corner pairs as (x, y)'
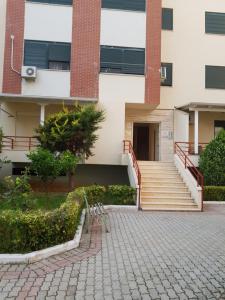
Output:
(133, 124), (149, 161)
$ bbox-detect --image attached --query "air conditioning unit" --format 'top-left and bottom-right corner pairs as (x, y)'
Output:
(160, 66), (167, 83)
(21, 66), (37, 80)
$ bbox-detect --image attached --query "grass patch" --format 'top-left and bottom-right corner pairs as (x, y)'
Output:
(0, 193), (67, 211)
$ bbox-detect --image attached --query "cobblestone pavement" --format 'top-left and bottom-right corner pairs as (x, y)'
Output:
(1, 204), (225, 300)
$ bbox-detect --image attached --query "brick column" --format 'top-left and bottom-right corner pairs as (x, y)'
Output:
(71, 0), (101, 99)
(145, 0), (162, 105)
(2, 0), (25, 94)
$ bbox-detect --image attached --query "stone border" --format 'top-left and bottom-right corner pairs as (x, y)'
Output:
(0, 209), (86, 265)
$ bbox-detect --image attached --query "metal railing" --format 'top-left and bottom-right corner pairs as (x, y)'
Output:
(123, 140), (141, 210)
(2, 136), (39, 151)
(175, 142), (204, 211)
(175, 142), (208, 155)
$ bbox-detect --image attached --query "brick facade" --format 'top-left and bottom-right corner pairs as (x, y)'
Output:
(2, 0), (25, 94)
(71, 0), (101, 99)
(145, 0), (162, 105)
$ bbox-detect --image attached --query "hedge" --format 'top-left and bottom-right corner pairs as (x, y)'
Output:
(74, 185), (136, 206)
(0, 191), (82, 254)
(204, 186), (225, 202)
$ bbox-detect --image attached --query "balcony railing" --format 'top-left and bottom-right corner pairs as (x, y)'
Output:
(2, 136), (39, 151)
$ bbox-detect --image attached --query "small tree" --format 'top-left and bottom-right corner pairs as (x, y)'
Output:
(27, 148), (62, 192)
(199, 129), (225, 186)
(59, 150), (79, 189)
(36, 104), (105, 159)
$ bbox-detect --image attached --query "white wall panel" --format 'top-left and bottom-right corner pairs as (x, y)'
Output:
(22, 70), (70, 98)
(24, 2), (72, 43)
(101, 9), (146, 48)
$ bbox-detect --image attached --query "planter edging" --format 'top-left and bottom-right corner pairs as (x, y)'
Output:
(0, 209), (86, 265)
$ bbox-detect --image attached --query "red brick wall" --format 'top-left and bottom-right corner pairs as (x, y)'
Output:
(71, 0), (101, 99)
(2, 0), (25, 94)
(145, 0), (162, 105)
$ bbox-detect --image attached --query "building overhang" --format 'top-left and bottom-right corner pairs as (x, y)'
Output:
(176, 102), (225, 113)
(0, 93), (98, 105)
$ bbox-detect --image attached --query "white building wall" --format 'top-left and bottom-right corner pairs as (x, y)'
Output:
(0, 0), (6, 93)
(24, 2), (72, 43)
(101, 9), (146, 48)
(161, 0), (225, 109)
(22, 70), (70, 98)
(87, 74), (145, 165)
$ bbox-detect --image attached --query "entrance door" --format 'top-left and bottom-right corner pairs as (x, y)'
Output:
(133, 123), (160, 161)
(133, 123), (150, 161)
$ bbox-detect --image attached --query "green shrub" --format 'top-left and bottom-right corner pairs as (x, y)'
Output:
(0, 192), (82, 253)
(106, 185), (136, 205)
(204, 186), (225, 202)
(74, 185), (106, 206)
(199, 130), (225, 186)
(74, 185), (136, 206)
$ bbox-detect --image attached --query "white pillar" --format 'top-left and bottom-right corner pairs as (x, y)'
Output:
(39, 104), (46, 125)
(194, 110), (199, 154)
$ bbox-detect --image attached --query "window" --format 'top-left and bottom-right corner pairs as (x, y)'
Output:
(100, 46), (145, 75)
(214, 120), (225, 136)
(27, 0), (72, 5)
(24, 40), (71, 70)
(102, 0), (145, 12)
(162, 8), (173, 30)
(161, 63), (173, 86)
(205, 12), (225, 34)
(205, 65), (225, 89)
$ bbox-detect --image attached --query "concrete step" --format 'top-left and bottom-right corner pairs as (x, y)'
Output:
(141, 196), (193, 202)
(138, 161), (174, 166)
(140, 170), (179, 176)
(141, 186), (189, 192)
(141, 180), (185, 187)
(139, 166), (177, 171)
(142, 174), (181, 180)
(141, 205), (200, 211)
(141, 198), (194, 204)
(141, 191), (191, 198)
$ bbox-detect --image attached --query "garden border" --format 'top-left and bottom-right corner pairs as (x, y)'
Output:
(0, 209), (86, 265)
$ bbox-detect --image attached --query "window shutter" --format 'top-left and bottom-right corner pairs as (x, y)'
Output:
(162, 8), (173, 30)
(206, 12), (225, 34)
(24, 41), (48, 69)
(205, 66), (225, 89)
(102, 0), (145, 12)
(27, 0), (72, 5)
(48, 43), (71, 62)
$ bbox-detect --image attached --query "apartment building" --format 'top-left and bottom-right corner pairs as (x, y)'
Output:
(0, 0), (225, 210)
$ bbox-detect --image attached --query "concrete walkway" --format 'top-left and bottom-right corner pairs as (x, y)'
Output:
(1, 204), (225, 299)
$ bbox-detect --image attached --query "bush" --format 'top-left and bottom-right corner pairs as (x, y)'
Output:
(204, 186), (225, 202)
(74, 185), (136, 206)
(0, 192), (82, 253)
(74, 185), (106, 206)
(199, 130), (225, 186)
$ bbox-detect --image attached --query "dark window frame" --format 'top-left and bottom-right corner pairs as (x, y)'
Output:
(162, 8), (173, 30)
(161, 63), (173, 87)
(100, 45), (145, 76)
(214, 120), (225, 137)
(24, 40), (71, 71)
(26, 0), (72, 5)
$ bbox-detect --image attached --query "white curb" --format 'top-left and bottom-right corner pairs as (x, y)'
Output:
(104, 205), (136, 209)
(204, 201), (225, 205)
(0, 209), (86, 265)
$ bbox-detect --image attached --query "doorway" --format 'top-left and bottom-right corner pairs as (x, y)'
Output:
(133, 123), (160, 161)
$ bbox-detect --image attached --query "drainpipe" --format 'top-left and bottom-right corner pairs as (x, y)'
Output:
(10, 35), (21, 75)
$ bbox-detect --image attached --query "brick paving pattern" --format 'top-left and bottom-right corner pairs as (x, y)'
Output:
(1, 204), (225, 299)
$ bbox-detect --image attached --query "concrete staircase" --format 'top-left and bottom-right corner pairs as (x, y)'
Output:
(139, 161), (200, 211)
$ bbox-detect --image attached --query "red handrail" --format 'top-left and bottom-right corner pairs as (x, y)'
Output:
(175, 141), (208, 155)
(123, 140), (141, 210)
(2, 136), (39, 151)
(175, 142), (204, 211)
